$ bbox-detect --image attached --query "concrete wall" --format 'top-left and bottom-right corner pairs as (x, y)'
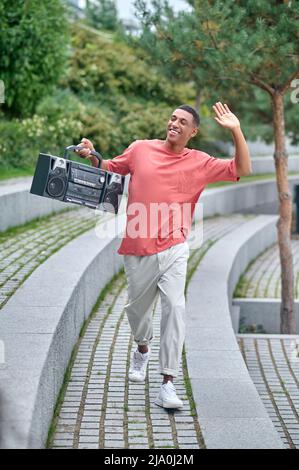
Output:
(0, 177), (67, 232)
(233, 298), (299, 334)
(251, 156), (299, 174)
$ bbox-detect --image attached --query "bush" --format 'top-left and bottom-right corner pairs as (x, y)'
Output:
(0, 0), (69, 118)
(0, 90), (84, 169)
(62, 26), (192, 107)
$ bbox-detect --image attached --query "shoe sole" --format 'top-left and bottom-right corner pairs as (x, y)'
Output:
(129, 374), (146, 383)
(155, 397), (183, 410)
(128, 352), (150, 383)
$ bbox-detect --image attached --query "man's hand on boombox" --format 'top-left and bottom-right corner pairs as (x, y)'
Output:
(75, 138), (95, 159)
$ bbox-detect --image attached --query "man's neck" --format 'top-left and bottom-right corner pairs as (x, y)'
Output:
(163, 139), (186, 154)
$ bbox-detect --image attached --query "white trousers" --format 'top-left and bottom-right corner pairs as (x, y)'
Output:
(123, 241), (189, 377)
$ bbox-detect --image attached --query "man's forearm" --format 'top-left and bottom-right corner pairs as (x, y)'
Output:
(90, 156), (109, 171)
(231, 127), (252, 176)
(90, 155), (100, 168)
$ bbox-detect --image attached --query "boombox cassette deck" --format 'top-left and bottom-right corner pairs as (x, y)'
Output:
(30, 145), (125, 214)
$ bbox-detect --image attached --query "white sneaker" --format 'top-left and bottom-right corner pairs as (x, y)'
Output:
(129, 348), (150, 382)
(155, 381), (184, 410)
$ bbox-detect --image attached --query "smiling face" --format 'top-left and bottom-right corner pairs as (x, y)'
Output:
(166, 108), (198, 147)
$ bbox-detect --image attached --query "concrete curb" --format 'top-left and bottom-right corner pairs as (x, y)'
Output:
(251, 156), (299, 174)
(0, 213), (126, 449)
(185, 215), (285, 448)
(0, 175), (130, 233)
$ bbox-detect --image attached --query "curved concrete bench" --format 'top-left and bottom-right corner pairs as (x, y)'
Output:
(0, 177), (66, 232)
(199, 175), (299, 218)
(0, 212), (126, 448)
(232, 298), (299, 334)
(251, 156), (299, 174)
(0, 175), (131, 233)
(185, 214), (285, 449)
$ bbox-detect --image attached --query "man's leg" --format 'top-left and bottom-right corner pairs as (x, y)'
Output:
(123, 253), (160, 381)
(158, 241), (189, 379)
(124, 254), (160, 346)
(155, 242), (189, 409)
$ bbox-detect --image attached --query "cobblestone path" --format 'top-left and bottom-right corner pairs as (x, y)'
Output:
(234, 238), (299, 299)
(49, 214), (253, 449)
(238, 335), (299, 449)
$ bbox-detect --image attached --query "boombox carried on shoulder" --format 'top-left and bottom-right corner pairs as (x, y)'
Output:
(30, 145), (125, 214)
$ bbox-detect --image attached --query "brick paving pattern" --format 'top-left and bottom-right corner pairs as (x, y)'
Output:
(235, 237), (299, 299)
(49, 214), (253, 449)
(0, 207), (113, 309)
(238, 335), (299, 449)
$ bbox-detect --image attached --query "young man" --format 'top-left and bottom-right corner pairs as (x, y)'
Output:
(76, 102), (251, 410)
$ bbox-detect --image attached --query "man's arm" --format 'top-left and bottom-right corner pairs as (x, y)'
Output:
(213, 102), (252, 177)
(76, 138), (110, 171)
(77, 137), (134, 175)
(230, 126), (252, 176)
(90, 156), (109, 171)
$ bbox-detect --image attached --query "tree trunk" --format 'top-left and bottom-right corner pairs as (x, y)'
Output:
(195, 90), (201, 112)
(272, 92), (296, 334)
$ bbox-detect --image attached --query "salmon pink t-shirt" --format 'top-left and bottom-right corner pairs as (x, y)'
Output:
(107, 139), (240, 256)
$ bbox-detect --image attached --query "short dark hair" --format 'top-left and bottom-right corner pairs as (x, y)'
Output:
(177, 105), (200, 127)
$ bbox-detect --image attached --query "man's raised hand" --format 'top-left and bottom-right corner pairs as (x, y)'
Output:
(213, 102), (240, 130)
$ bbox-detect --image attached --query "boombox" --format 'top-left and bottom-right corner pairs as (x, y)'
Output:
(30, 145), (125, 213)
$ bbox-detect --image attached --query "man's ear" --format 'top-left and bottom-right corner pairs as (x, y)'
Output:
(191, 128), (198, 138)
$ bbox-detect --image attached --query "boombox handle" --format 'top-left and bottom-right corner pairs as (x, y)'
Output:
(64, 145), (103, 165)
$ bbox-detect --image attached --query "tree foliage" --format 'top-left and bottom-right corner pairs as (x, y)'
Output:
(134, 0), (299, 143)
(0, 0), (69, 117)
(0, 25), (197, 169)
(85, 0), (121, 32)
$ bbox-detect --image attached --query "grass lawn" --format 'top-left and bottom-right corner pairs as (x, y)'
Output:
(207, 172), (299, 188)
(0, 166), (35, 181)
(1, 166), (299, 186)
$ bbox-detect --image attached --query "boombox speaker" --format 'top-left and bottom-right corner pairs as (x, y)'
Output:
(30, 145), (125, 214)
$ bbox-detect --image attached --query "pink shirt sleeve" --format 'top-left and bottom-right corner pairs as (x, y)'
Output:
(203, 155), (240, 183)
(107, 141), (137, 175)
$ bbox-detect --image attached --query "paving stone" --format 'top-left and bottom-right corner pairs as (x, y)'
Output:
(128, 438), (149, 445)
(153, 441), (175, 447)
(53, 439), (74, 446)
(79, 429), (99, 436)
(78, 443), (99, 449)
(79, 436), (99, 443)
(238, 335), (299, 449)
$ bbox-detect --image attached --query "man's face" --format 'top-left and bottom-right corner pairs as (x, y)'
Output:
(166, 109), (198, 146)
